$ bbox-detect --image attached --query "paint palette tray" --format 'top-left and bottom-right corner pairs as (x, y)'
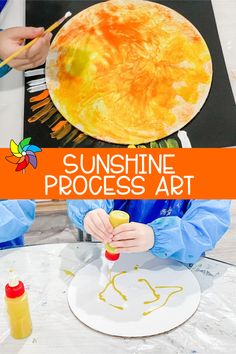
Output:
(24, 0), (236, 148)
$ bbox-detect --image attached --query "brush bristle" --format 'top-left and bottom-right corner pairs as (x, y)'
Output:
(65, 11), (72, 19)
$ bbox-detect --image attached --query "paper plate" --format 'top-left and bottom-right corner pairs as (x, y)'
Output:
(46, 0), (212, 145)
(68, 252), (201, 337)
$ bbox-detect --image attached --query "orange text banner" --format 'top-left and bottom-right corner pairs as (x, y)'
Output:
(0, 148), (235, 199)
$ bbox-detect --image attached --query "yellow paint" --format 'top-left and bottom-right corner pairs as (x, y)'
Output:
(47, 0), (212, 144)
(138, 278), (160, 304)
(5, 293), (32, 339)
(139, 278), (183, 316)
(63, 269), (75, 277)
(109, 210), (130, 229)
(105, 243), (117, 255)
(98, 266), (183, 316)
(66, 47), (92, 77)
(105, 210), (130, 254)
(99, 271), (127, 310)
(110, 304), (124, 311)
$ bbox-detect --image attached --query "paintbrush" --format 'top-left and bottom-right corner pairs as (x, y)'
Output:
(0, 11), (72, 68)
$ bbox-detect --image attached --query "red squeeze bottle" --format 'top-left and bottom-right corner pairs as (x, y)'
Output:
(5, 269), (32, 339)
(105, 210), (130, 261)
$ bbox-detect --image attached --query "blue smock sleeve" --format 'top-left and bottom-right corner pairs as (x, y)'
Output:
(0, 59), (11, 77)
(0, 200), (35, 243)
(0, 29), (12, 77)
(0, 1), (8, 12)
(67, 200), (114, 231)
(149, 200), (231, 264)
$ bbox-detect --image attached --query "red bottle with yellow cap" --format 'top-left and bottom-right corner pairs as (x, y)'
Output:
(5, 270), (32, 339)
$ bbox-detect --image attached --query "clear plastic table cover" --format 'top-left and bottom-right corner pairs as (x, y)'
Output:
(0, 243), (235, 354)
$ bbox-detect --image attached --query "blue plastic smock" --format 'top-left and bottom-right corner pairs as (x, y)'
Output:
(0, 26), (12, 77)
(0, 0), (7, 12)
(0, 200), (35, 249)
(67, 199), (230, 264)
(0, 59), (11, 77)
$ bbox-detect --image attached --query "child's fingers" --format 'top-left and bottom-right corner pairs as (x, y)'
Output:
(85, 222), (104, 242)
(84, 213), (103, 240)
(90, 212), (111, 240)
(85, 212), (112, 241)
(86, 219), (104, 239)
(10, 37), (50, 69)
(112, 230), (136, 241)
(13, 58), (45, 71)
(113, 223), (136, 236)
(10, 55), (43, 66)
(26, 33), (52, 59)
(8, 26), (44, 40)
(14, 33), (52, 61)
(110, 239), (136, 248)
(97, 209), (113, 233)
(115, 247), (140, 253)
(7, 57), (32, 68)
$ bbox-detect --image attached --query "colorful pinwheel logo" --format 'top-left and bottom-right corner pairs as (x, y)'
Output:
(5, 137), (42, 173)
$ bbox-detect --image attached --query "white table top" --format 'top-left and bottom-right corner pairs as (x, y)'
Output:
(0, 243), (235, 354)
(0, 0), (236, 148)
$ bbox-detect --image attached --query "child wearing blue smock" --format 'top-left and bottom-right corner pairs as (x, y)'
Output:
(0, 200), (35, 249)
(67, 200), (230, 264)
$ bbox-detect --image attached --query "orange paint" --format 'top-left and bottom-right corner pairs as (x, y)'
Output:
(72, 133), (87, 145)
(40, 107), (57, 124)
(50, 122), (73, 140)
(28, 102), (54, 123)
(47, 0), (212, 144)
(61, 129), (79, 146)
(51, 120), (67, 132)
(47, 113), (63, 129)
(30, 90), (49, 103)
(31, 97), (51, 112)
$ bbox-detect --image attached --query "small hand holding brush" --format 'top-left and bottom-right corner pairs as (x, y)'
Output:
(0, 11), (72, 69)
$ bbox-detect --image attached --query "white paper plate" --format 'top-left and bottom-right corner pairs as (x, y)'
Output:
(68, 252), (200, 337)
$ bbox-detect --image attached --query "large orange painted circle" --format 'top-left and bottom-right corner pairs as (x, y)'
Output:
(46, 0), (212, 144)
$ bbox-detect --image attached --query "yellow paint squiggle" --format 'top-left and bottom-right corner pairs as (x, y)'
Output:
(99, 271), (127, 310)
(139, 278), (183, 316)
(98, 267), (183, 316)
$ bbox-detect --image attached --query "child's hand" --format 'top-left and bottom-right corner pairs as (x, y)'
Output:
(110, 222), (154, 253)
(84, 209), (114, 243)
(0, 27), (52, 71)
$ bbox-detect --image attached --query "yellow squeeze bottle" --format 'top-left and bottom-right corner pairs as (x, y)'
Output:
(105, 210), (130, 261)
(5, 270), (32, 339)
